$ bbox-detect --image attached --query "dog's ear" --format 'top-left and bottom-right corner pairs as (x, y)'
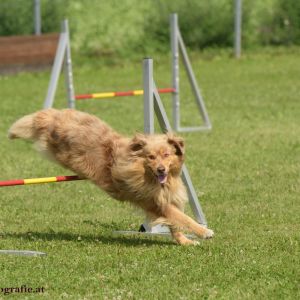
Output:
(130, 133), (147, 153)
(167, 133), (185, 156)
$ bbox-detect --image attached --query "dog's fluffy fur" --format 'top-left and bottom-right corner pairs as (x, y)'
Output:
(8, 109), (213, 245)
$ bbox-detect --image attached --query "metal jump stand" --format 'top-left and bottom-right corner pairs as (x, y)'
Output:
(170, 14), (211, 132)
(40, 16), (210, 236)
(136, 58), (207, 235)
(43, 14), (211, 133)
(43, 19), (75, 109)
(1, 17), (210, 251)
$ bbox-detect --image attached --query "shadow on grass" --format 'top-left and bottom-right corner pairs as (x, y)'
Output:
(2, 230), (174, 247)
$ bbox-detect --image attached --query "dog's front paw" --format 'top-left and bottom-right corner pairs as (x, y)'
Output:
(178, 239), (200, 246)
(203, 228), (214, 239)
(191, 240), (200, 246)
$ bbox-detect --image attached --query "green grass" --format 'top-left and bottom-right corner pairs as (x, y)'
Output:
(0, 48), (299, 299)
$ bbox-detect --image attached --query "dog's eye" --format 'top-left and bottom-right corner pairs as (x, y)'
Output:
(148, 155), (156, 160)
(164, 153), (170, 158)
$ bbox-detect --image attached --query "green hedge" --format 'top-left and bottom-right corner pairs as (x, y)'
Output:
(0, 0), (68, 36)
(0, 0), (300, 57)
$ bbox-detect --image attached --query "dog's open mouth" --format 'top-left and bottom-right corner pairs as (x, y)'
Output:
(157, 174), (168, 184)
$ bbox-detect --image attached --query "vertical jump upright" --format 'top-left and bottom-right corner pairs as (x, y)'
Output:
(43, 19), (75, 109)
(170, 13), (211, 132)
(139, 58), (207, 234)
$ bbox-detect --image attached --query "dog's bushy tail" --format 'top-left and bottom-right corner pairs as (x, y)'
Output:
(8, 113), (36, 140)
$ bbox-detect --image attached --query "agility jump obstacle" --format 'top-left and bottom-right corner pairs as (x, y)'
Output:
(2, 58), (208, 238)
(43, 14), (212, 133)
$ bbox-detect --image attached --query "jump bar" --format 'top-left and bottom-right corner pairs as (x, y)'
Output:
(76, 87), (175, 100)
(0, 175), (83, 187)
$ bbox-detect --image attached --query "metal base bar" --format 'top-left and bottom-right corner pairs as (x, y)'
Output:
(114, 223), (196, 239)
(113, 231), (172, 238)
(177, 126), (212, 133)
(112, 231), (196, 240)
(0, 250), (46, 256)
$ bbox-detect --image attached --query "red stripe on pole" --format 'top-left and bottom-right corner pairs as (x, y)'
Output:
(75, 94), (94, 100)
(56, 175), (82, 182)
(0, 179), (24, 187)
(114, 91), (135, 97)
(158, 88), (176, 93)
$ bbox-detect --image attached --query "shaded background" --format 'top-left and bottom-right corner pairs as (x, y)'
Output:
(1, 0), (300, 58)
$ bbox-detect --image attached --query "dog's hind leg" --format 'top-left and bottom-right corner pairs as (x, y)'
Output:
(163, 204), (214, 239)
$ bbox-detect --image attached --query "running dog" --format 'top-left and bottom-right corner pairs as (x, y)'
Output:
(8, 109), (214, 245)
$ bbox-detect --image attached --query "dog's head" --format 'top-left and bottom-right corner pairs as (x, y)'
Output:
(129, 133), (185, 185)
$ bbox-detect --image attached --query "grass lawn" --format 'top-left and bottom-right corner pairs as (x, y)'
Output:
(0, 48), (299, 299)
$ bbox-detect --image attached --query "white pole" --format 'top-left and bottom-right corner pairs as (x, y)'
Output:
(170, 14), (180, 131)
(43, 30), (67, 108)
(63, 20), (76, 109)
(143, 58), (155, 134)
(234, 0), (242, 58)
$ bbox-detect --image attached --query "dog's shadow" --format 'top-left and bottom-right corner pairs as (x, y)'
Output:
(3, 228), (174, 247)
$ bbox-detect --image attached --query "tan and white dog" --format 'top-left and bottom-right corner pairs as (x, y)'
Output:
(9, 109), (214, 245)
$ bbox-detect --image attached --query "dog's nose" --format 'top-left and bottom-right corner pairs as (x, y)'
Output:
(157, 166), (166, 174)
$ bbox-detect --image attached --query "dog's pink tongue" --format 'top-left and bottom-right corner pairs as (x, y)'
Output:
(158, 174), (167, 184)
